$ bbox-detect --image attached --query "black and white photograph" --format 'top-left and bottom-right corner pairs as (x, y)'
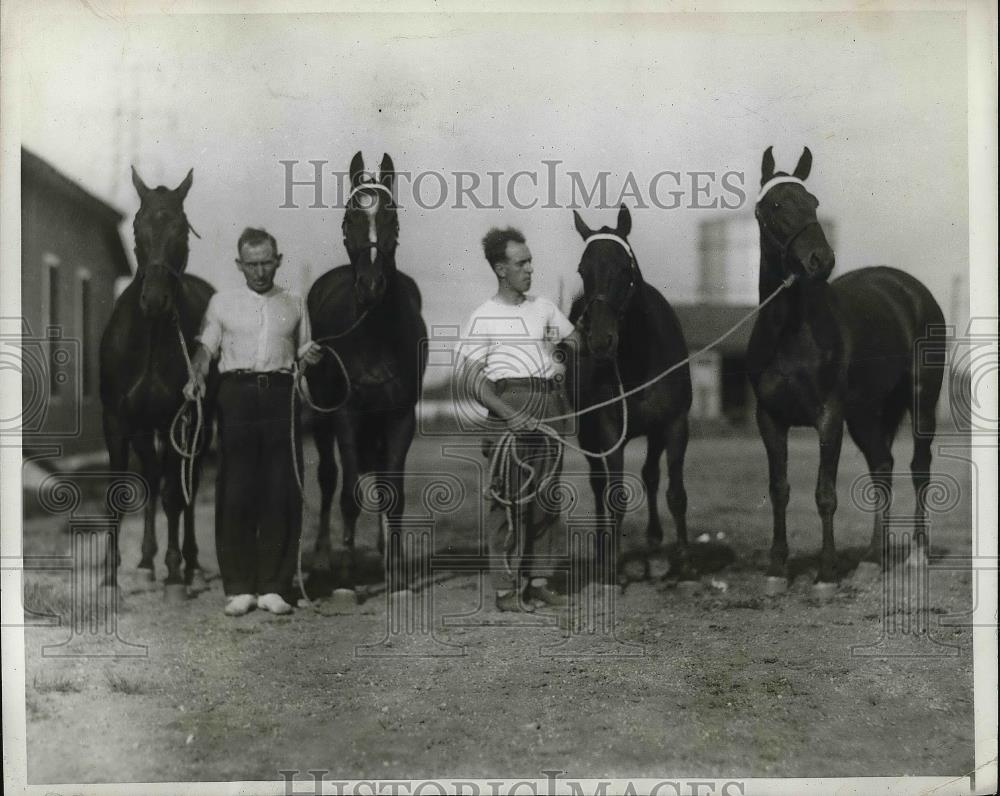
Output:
(1, 1), (997, 794)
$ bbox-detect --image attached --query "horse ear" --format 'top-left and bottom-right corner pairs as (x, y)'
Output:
(793, 146), (812, 181)
(174, 168), (193, 201)
(379, 153), (395, 191)
(573, 210), (592, 240)
(349, 152), (366, 189)
(131, 166), (150, 201)
(616, 204), (632, 237)
(761, 146), (775, 185)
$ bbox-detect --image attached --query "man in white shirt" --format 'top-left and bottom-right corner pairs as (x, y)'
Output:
(456, 227), (580, 613)
(184, 228), (322, 616)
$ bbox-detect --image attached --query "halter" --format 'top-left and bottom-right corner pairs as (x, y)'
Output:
(347, 181), (394, 205)
(756, 175), (806, 203)
(344, 182), (396, 252)
(579, 232), (639, 321)
(755, 176), (822, 270)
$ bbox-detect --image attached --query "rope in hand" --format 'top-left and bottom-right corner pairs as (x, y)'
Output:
(486, 275), (798, 550)
(169, 317), (204, 507)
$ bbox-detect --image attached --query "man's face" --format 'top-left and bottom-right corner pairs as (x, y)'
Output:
(237, 240), (282, 294)
(496, 241), (533, 294)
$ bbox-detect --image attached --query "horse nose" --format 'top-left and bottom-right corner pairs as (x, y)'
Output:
(810, 249), (835, 278)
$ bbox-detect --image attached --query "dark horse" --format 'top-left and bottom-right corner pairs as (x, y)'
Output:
(748, 146), (945, 592)
(568, 205), (696, 585)
(99, 167), (216, 590)
(305, 152), (427, 596)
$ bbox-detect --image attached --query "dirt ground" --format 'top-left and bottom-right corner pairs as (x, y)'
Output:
(20, 430), (976, 785)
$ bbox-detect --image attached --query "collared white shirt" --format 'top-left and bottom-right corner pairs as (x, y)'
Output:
(197, 284), (313, 373)
(455, 294), (575, 380)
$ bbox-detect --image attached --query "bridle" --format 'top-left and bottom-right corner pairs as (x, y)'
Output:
(135, 211), (197, 283)
(343, 181), (397, 255)
(578, 232), (640, 321)
(755, 176), (823, 271)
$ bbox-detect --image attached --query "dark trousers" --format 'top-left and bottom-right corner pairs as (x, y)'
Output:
(484, 378), (573, 592)
(215, 372), (302, 597)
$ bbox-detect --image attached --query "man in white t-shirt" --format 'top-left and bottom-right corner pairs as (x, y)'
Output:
(456, 227), (581, 613)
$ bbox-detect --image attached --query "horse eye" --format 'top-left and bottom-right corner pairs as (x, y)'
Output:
(772, 201), (781, 210)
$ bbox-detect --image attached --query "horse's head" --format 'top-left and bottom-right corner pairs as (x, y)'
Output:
(756, 146), (835, 282)
(131, 166), (194, 318)
(572, 205), (641, 361)
(342, 152), (399, 309)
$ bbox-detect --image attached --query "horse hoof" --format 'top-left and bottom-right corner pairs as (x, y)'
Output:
(764, 576), (788, 596)
(186, 569), (209, 595)
(811, 581), (837, 600)
(676, 579), (701, 596)
(621, 558), (648, 583)
(907, 547), (929, 570)
(852, 561), (882, 585)
(387, 589), (414, 616)
(304, 570), (334, 599)
(138, 567), (156, 583)
(163, 582), (187, 603)
(329, 588), (358, 613)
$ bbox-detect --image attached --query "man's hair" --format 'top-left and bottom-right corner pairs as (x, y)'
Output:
(481, 227), (525, 269)
(237, 227), (278, 258)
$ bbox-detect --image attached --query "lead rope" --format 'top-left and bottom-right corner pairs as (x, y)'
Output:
(169, 317), (204, 507)
(487, 275), (797, 558)
(540, 274), (797, 425)
(288, 307), (371, 607)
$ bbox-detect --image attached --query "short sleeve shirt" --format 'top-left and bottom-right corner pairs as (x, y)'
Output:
(456, 295), (575, 380)
(197, 284), (313, 373)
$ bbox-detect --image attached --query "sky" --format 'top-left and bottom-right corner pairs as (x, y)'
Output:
(14, 5), (971, 366)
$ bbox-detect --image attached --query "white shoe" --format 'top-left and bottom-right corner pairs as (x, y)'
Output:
(258, 592), (293, 615)
(224, 593), (257, 616)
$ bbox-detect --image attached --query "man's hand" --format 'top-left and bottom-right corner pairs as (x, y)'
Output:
(299, 341), (323, 367)
(506, 413), (539, 433)
(183, 373), (206, 402)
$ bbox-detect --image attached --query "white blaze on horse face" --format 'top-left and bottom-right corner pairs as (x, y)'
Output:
(364, 196), (379, 266)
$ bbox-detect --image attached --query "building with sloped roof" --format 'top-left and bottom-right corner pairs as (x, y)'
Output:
(19, 147), (131, 455)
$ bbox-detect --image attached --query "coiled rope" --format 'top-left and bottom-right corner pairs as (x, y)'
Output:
(169, 317), (205, 507)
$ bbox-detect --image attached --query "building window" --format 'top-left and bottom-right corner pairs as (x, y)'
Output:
(43, 253), (63, 398)
(78, 268), (93, 396)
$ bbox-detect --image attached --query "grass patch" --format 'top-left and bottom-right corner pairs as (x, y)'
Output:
(33, 673), (82, 694)
(23, 579), (72, 620)
(105, 669), (148, 695)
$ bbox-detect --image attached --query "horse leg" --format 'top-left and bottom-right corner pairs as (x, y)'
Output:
(664, 412), (696, 583)
(160, 448), (185, 587)
(757, 407), (790, 584)
(335, 414), (362, 590)
(132, 432), (160, 581)
(814, 408), (844, 585)
(305, 413), (337, 597)
(182, 449), (206, 589)
(586, 450), (611, 586)
(847, 413), (895, 573)
(641, 430), (665, 548)
(910, 378), (939, 569)
(101, 410), (130, 586)
(382, 409), (416, 594)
